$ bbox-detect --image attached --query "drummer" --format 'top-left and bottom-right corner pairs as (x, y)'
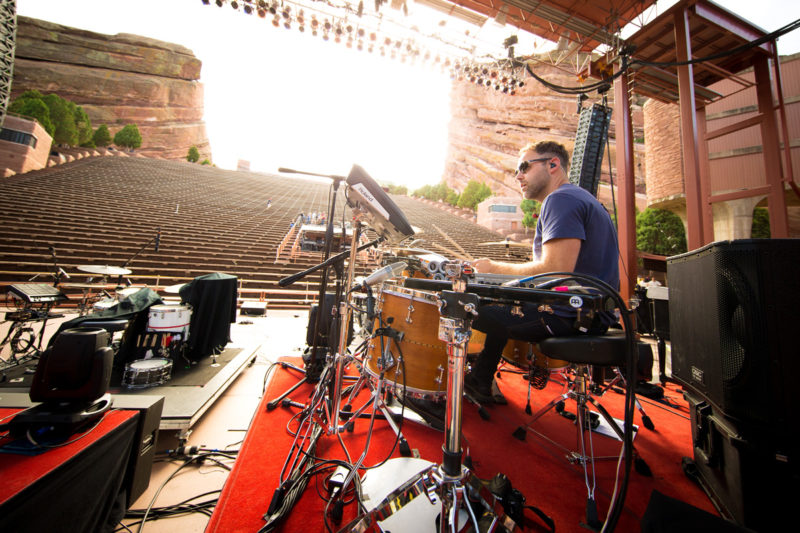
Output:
(467, 140), (619, 404)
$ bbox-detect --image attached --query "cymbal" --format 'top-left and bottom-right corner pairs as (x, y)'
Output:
(77, 264), (132, 276)
(163, 283), (187, 294)
(478, 241), (531, 247)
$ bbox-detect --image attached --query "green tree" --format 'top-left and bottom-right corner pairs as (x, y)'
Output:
(187, 145), (200, 163)
(751, 207), (771, 238)
(636, 208), (687, 256)
(9, 97), (55, 137)
(114, 124), (143, 150)
(42, 93), (78, 146)
(446, 189), (460, 206)
(93, 124), (112, 147)
(457, 180), (492, 210)
(73, 105), (93, 146)
(520, 199), (541, 230)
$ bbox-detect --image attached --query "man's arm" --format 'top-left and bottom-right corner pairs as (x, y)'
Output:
(471, 238), (581, 276)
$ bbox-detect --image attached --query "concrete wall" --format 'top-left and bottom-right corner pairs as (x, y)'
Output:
(0, 114), (52, 176)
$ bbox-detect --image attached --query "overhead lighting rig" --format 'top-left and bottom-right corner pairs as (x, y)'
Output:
(203, 0), (528, 96)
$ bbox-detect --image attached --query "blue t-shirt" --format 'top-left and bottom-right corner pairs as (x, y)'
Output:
(533, 183), (620, 290)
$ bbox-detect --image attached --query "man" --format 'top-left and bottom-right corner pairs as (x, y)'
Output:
(466, 140), (620, 404)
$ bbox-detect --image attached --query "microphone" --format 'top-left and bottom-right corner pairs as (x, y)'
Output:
(154, 228), (161, 252)
(59, 267), (70, 279)
(363, 262), (407, 287)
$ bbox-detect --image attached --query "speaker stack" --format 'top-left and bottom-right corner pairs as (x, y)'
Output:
(667, 239), (799, 531)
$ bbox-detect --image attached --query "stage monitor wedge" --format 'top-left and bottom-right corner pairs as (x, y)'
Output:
(346, 164), (414, 244)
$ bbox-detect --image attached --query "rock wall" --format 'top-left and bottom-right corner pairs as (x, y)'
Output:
(11, 16), (210, 161)
(444, 58), (646, 200)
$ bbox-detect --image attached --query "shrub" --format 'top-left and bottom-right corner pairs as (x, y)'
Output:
(93, 124), (112, 147)
(114, 124), (142, 150)
(187, 145), (200, 163)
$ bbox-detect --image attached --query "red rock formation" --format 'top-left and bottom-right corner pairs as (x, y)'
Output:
(444, 57), (646, 200)
(11, 16), (210, 162)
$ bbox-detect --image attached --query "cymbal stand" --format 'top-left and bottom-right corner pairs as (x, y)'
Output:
(340, 263), (510, 533)
(337, 321), (412, 456)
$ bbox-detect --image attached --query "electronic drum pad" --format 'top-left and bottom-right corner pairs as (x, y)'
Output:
(345, 164), (415, 244)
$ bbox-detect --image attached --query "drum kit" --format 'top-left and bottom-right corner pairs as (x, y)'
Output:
(261, 166), (616, 533)
(61, 263), (195, 389)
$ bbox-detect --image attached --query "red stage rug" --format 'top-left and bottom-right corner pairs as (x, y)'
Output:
(207, 360), (715, 532)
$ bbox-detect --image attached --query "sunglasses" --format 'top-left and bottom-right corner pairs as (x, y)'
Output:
(516, 157), (551, 174)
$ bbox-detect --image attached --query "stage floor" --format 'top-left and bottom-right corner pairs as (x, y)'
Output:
(0, 306), (289, 435)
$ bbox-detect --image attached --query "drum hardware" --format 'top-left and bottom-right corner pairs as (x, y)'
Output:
(262, 166), (421, 530)
(341, 263), (509, 532)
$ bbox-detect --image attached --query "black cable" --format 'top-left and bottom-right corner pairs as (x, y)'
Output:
(528, 271), (636, 532)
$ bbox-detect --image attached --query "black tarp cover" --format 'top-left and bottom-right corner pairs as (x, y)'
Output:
(178, 273), (238, 361)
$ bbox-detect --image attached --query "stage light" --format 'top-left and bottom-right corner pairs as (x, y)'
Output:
(269, 1), (278, 14)
(357, 28), (365, 38)
(297, 10), (304, 24)
(244, 3), (253, 14)
(202, 0), (211, 5)
(230, 1), (239, 9)
(282, 7), (290, 19)
(216, 0), (224, 7)
(369, 32), (376, 41)
(272, 14), (280, 27)
(257, 8), (266, 17)
(324, 20), (332, 31)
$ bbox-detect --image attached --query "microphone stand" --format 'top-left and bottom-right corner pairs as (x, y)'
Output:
(266, 167), (379, 410)
(116, 228), (160, 287)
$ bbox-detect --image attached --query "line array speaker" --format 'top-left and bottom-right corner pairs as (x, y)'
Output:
(568, 103), (612, 197)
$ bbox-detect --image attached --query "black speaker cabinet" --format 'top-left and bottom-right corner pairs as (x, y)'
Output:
(110, 394), (164, 507)
(685, 390), (797, 531)
(666, 239), (799, 428)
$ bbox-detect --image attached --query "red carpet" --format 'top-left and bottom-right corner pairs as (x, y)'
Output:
(208, 359), (715, 532)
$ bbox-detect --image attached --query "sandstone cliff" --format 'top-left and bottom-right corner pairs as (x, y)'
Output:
(11, 16), (210, 161)
(444, 58), (646, 200)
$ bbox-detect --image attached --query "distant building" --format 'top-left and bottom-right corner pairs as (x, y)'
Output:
(237, 159), (250, 171)
(0, 113), (52, 176)
(477, 196), (524, 233)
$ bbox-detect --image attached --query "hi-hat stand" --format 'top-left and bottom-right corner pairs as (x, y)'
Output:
(339, 263), (512, 533)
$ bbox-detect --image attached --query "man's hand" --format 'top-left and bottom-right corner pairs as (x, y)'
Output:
(471, 258), (495, 273)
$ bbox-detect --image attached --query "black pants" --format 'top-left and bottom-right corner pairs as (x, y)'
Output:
(470, 303), (607, 389)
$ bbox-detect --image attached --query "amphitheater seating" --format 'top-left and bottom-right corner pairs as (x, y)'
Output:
(0, 157), (524, 309)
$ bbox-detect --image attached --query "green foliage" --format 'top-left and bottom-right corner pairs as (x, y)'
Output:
(114, 124), (143, 150)
(9, 91), (93, 147)
(413, 182), (454, 203)
(187, 145), (200, 163)
(457, 180), (492, 210)
(74, 105), (93, 146)
(42, 94), (78, 146)
(200, 159), (211, 165)
(93, 124), (112, 147)
(751, 207), (771, 238)
(636, 208), (687, 256)
(446, 189), (460, 206)
(519, 199), (541, 229)
(384, 183), (408, 195)
(9, 97), (55, 137)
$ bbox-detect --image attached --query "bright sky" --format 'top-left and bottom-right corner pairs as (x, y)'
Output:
(15, 0), (800, 191)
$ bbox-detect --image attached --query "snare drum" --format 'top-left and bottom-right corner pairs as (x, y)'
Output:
(147, 305), (191, 337)
(122, 358), (172, 389)
(365, 284), (447, 398)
